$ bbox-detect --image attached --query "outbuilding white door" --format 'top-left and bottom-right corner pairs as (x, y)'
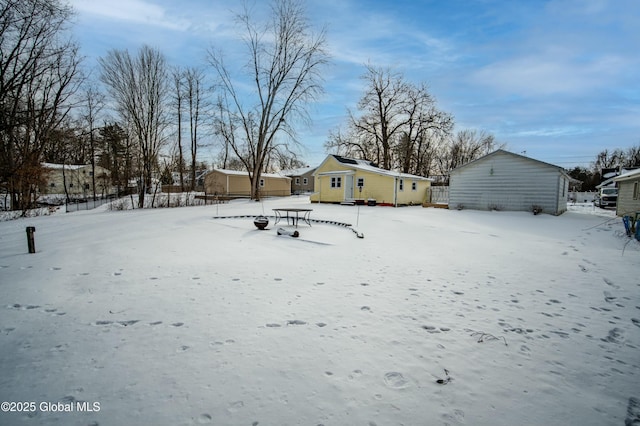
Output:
(344, 175), (354, 200)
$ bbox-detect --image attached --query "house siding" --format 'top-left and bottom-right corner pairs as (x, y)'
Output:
(449, 151), (567, 215)
(290, 169), (315, 193)
(41, 164), (112, 196)
(311, 155), (430, 205)
(616, 177), (640, 216)
(204, 170), (290, 197)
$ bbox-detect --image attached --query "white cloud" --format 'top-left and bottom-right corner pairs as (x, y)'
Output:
(69, 0), (190, 31)
(471, 48), (629, 97)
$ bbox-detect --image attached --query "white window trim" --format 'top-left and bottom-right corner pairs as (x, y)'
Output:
(398, 179), (404, 191)
(303, 177), (308, 185)
(259, 178), (265, 187)
(411, 181), (417, 191)
(331, 177), (342, 188)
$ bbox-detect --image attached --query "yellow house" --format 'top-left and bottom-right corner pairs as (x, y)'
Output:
(203, 169), (291, 197)
(310, 155), (432, 206)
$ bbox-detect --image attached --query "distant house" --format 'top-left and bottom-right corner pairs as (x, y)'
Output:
(310, 154), (431, 206)
(41, 163), (112, 197)
(283, 166), (316, 194)
(203, 169), (291, 197)
(614, 168), (640, 217)
(448, 150), (573, 215)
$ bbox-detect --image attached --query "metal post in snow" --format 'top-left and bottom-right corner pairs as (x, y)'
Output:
(26, 226), (36, 254)
(357, 185), (362, 227)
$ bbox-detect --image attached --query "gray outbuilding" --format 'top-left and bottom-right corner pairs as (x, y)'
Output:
(449, 150), (572, 215)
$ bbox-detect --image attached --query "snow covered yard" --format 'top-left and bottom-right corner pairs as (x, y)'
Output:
(0, 197), (638, 426)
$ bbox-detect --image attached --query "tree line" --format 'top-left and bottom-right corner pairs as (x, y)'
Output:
(325, 64), (501, 182)
(1, 0), (326, 210)
(2, 0), (637, 212)
(567, 145), (640, 191)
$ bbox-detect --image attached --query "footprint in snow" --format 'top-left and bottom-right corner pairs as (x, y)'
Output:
(227, 400), (244, 413)
(626, 397), (640, 425)
(383, 372), (410, 389)
(197, 413), (212, 424)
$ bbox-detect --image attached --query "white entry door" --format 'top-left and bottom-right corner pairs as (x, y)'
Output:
(344, 175), (354, 200)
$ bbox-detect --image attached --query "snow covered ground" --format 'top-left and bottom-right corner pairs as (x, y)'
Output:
(0, 197), (638, 426)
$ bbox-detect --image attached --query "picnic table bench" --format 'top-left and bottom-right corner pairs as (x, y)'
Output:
(273, 208), (313, 228)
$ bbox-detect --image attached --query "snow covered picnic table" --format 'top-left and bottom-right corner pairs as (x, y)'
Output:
(272, 208), (313, 228)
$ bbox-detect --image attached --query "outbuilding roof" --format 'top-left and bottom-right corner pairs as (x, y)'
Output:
(614, 168), (640, 182)
(449, 149), (573, 180)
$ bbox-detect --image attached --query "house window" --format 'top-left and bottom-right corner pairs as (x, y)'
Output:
(357, 177), (364, 188)
(50, 183), (56, 187)
(303, 178), (308, 185)
(259, 179), (265, 187)
(84, 184), (90, 190)
(69, 183), (74, 188)
(634, 181), (639, 200)
(89, 171), (94, 176)
(398, 179), (404, 191)
(411, 181), (417, 191)
(331, 177), (342, 188)
(295, 178), (300, 185)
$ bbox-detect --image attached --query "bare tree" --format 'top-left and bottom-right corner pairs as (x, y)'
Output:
(79, 84), (106, 199)
(184, 67), (206, 190)
(0, 0), (83, 211)
(326, 65), (452, 174)
(437, 129), (499, 181)
(170, 67), (186, 191)
(99, 45), (169, 208)
(352, 64), (409, 170)
(208, 0), (329, 200)
(395, 82), (453, 175)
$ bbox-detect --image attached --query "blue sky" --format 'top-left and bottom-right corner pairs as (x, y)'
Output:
(68, 0), (640, 169)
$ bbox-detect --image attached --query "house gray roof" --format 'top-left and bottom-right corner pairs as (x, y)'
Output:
(209, 169), (291, 180)
(282, 166), (316, 177)
(316, 154), (432, 181)
(43, 162), (91, 170)
(449, 149), (573, 180)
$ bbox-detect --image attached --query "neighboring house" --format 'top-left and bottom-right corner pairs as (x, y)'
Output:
(203, 169), (291, 197)
(448, 150), (573, 215)
(310, 154), (431, 206)
(614, 168), (640, 217)
(283, 166), (316, 194)
(170, 170), (208, 190)
(41, 163), (112, 197)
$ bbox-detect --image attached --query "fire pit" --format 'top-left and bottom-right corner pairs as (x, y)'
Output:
(253, 215), (269, 230)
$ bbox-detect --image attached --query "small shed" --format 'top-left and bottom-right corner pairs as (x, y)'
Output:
(310, 154), (431, 206)
(614, 168), (640, 217)
(449, 150), (572, 215)
(283, 166), (316, 194)
(203, 169), (291, 197)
